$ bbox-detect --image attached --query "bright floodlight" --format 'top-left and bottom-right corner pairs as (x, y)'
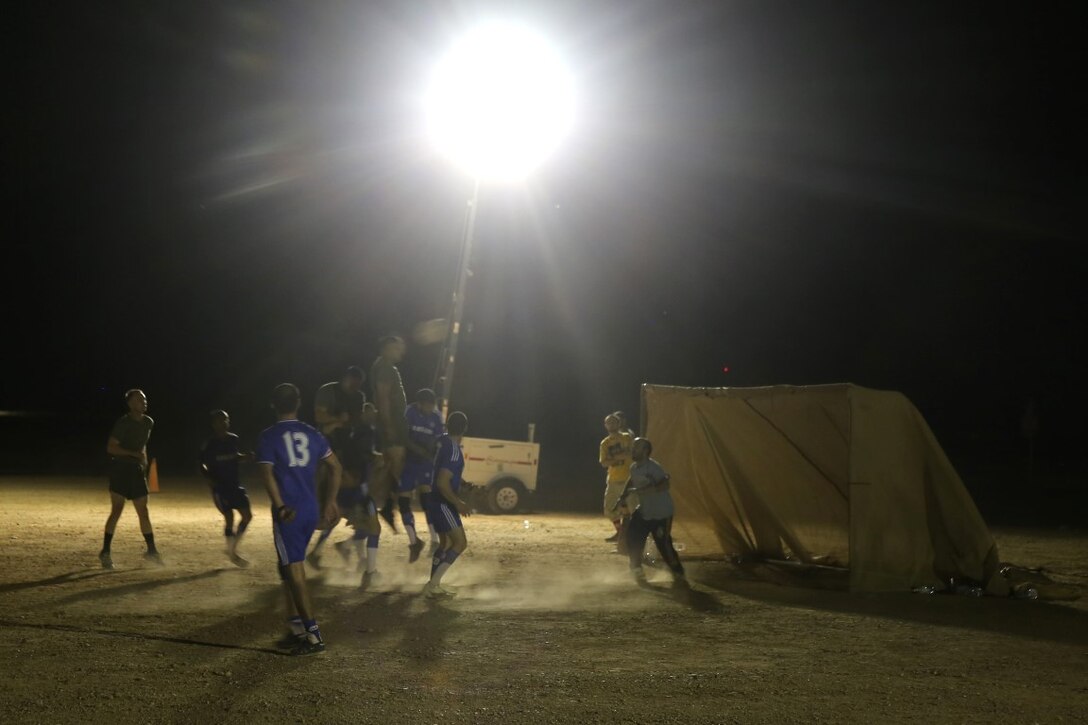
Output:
(425, 23), (574, 180)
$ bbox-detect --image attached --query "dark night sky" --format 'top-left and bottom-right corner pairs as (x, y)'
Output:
(4, 2), (1085, 499)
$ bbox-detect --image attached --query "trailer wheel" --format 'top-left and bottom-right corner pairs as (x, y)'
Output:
(487, 478), (525, 514)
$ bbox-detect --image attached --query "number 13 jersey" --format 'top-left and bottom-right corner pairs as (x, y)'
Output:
(256, 419), (332, 515)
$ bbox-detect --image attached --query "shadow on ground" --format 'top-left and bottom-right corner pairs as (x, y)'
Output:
(693, 562), (1088, 647)
(0, 569), (114, 595)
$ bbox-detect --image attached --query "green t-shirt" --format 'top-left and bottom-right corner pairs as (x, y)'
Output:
(370, 357), (407, 422)
(110, 414), (154, 456)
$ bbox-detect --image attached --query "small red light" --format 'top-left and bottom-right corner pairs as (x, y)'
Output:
(722, 366), (730, 373)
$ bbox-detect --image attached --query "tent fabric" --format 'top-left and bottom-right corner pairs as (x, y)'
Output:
(641, 383), (1000, 592)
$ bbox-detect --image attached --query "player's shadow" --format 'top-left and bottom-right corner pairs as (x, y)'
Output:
(0, 569), (113, 595)
(637, 581), (729, 615)
(333, 590), (461, 669)
(402, 597), (461, 668)
(55, 569), (228, 605)
(145, 585), (291, 660)
(0, 616), (288, 656)
(695, 562), (1088, 647)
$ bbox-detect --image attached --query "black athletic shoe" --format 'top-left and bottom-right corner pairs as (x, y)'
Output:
(99, 551), (114, 570)
(144, 551), (165, 566)
(305, 551), (323, 569)
(275, 632), (304, 649)
(604, 533), (619, 543)
(408, 540), (425, 563)
(290, 638), (326, 656)
(229, 553), (250, 568)
(671, 576), (690, 589)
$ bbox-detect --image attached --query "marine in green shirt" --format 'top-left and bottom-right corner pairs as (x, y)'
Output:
(370, 336), (409, 535)
(99, 389), (163, 569)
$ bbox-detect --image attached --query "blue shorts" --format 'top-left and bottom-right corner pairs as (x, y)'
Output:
(399, 462), (433, 493)
(272, 507), (318, 565)
(212, 485), (250, 513)
(426, 499), (462, 533)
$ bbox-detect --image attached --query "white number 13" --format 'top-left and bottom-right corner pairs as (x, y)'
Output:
(282, 432), (311, 467)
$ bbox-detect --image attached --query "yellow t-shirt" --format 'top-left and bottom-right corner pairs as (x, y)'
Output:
(599, 432), (633, 484)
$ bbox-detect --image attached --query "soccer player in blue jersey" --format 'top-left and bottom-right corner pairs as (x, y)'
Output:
(199, 410), (254, 566)
(400, 388), (444, 562)
(256, 383), (343, 656)
(421, 411), (472, 599)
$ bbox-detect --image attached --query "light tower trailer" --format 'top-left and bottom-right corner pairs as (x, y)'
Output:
(460, 435), (540, 514)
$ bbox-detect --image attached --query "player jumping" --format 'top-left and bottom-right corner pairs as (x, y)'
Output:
(371, 336), (408, 532)
(257, 383), (342, 656)
(99, 389), (162, 569)
(400, 388), (444, 562)
(421, 412), (472, 599)
(199, 409), (253, 567)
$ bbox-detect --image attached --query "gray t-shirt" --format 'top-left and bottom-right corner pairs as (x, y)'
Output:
(629, 457), (674, 520)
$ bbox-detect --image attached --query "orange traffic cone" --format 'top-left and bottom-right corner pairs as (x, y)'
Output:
(148, 458), (160, 493)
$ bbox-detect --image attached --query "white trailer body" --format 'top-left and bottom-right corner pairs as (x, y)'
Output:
(459, 436), (540, 513)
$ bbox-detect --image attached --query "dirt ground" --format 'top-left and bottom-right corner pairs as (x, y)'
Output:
(0, 477), (1086, 724)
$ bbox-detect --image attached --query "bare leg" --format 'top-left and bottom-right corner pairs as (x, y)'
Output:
(132, 496), (159, 558)
(132, 496), (154, 536)
(376, 448), (405, 531)
(283, 561), (314, 622)
(104, 492), (126, 535)
(428, 527), (467, 587)
(238, 508), (252, 536)
(447, 526), (468, 555)
(100, 493), (126, 566)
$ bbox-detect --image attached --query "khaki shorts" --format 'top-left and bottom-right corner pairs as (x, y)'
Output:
(604, 481), (637, 520)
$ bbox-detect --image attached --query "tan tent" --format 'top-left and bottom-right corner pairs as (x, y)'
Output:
(641, 384), (1001, 592)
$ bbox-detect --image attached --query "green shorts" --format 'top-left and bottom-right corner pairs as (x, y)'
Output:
(109, 460), (149, 500)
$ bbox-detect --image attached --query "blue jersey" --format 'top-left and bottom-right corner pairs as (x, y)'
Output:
(432, 435), (465, 493)
(405, 404), (444, 464)
(200, 433), (243, 488)
(255, 420), (331, 515)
